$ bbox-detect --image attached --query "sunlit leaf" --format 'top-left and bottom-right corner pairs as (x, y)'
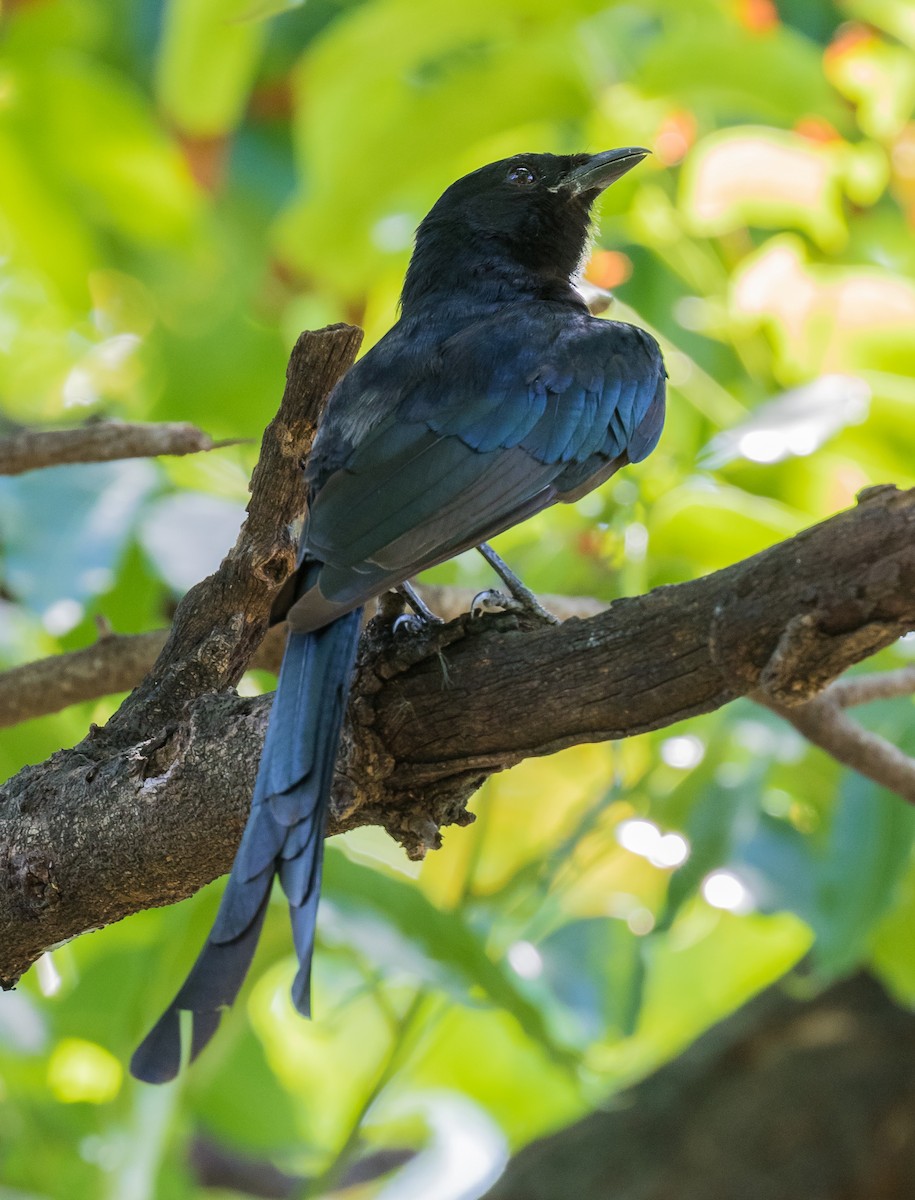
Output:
(157, 0), (267, 135)
(649, 481), (805, 576)
(824, 23), (915, 139)
(681, 127), (859, 251)
(638, 13), (847, 128)
(324, 849), (576, 1066)
(17, 55), (201, 243)
(843, 0), (915, 51)
(730, 234), (915, 380)
(702, 374), (870, 467)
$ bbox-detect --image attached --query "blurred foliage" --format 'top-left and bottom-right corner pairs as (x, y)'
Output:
(1, 0), (914, 1195)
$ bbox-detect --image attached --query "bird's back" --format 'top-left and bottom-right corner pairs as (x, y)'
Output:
(287, 302), (665, 633)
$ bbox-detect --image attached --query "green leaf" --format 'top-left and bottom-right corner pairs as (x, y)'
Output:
(811, 775), (915, 978)
(226, 0), (306, 20)
(323, 848), (577, 1066)
(539, 917), (646, 1042)
(157, 0), (267, 135)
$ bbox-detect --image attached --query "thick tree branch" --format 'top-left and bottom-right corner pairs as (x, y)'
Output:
(0, 420), (242, 475)
(0, 322), (363, 986)
(1, 323), (913, 991)
(0, 592), (604, 727)
(483, 973), (915, 1200)
(1, 483), (913, 987)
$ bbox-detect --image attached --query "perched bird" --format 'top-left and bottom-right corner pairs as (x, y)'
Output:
(131, 148), (666, 1083)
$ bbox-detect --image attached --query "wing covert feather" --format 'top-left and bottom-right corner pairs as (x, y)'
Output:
(295, 309), (665, 624)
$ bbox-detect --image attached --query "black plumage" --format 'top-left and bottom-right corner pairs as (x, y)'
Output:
(131, 147), (666, 1083)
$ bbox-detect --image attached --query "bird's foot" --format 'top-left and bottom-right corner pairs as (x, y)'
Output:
(392, 612), (425, 634)
(471, 588), (519, 619)
(475, 543), (560, 625)
(391, 581), (444, 634)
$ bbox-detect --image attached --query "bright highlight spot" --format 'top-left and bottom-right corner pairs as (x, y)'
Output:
(624, 522), (648, 561)
(651, 833), (690, 869)
(372, 213), (415, 252)
(626, 907), (656, 935)
(375, 1093), (508, 1200)
(704, 374), (870, 468)
(48, 1039), (122, 1104)
(739, 424), (816, 461)
(97, 332), (140, 368)
(507, 940), (543, 980)
(661, 735), (705, 770)
(702, 870), (754, 913)
(43, 598), (84, 636)
(63, 366), (96, 407)
(617, 819), (660, 856)
(617, 820), (690, 869)
(36, 953), (61, 997)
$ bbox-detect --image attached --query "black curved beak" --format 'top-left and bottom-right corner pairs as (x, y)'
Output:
(561, 147), (651, 195)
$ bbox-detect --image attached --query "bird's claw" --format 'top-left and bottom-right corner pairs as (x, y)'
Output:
(392, 612), (428, 635)
(474, 542), (560, 624)
(471, 589), (519, 618)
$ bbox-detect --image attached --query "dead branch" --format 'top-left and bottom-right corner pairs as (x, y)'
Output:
(0, 421), (242, 475)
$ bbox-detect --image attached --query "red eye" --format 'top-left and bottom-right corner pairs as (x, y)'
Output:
(507, 165), (536, 186)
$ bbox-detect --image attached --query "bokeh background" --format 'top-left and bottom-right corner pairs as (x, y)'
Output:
(1, 0), (915, 1195)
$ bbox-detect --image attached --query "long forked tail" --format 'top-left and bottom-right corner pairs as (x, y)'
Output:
(130, 606), (363, 1084)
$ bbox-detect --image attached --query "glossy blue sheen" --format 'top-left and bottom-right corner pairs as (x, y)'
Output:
(131, 148), (665, 1084)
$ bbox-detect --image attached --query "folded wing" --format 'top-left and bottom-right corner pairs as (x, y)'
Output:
(287, 312), (665, 632)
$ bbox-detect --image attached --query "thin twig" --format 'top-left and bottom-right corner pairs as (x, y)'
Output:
(755, 680), (915, 804)
(830, 665), (915, 708)
(0, 421), (244, 475)
(0, 627), (287, 727)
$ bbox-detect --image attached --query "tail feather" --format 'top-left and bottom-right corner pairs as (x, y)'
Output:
(129, 889), (270, 1084)
(130, 605), (362, 1084)
(289, 882), (322, 1017)
(280, 812), (319, 860)
(210, 863), (274, 943)
(278, 825), (321, 908)
(233, 810), (287, 881)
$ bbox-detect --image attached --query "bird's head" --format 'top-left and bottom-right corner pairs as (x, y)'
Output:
(409, 148), (648, 297)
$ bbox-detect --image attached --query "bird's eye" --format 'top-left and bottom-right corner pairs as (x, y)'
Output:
(506, 165), (536, 187)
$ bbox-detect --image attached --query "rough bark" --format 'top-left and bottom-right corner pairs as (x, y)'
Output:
(0, 592), (604, 728)
(482, 972), (915, 1200)
(1, 323), (913, 991)
(0, 420), (238, 475)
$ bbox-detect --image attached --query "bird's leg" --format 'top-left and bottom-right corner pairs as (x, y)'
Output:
(473, 542), (559, 625)
(392, 580), (444, 632)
